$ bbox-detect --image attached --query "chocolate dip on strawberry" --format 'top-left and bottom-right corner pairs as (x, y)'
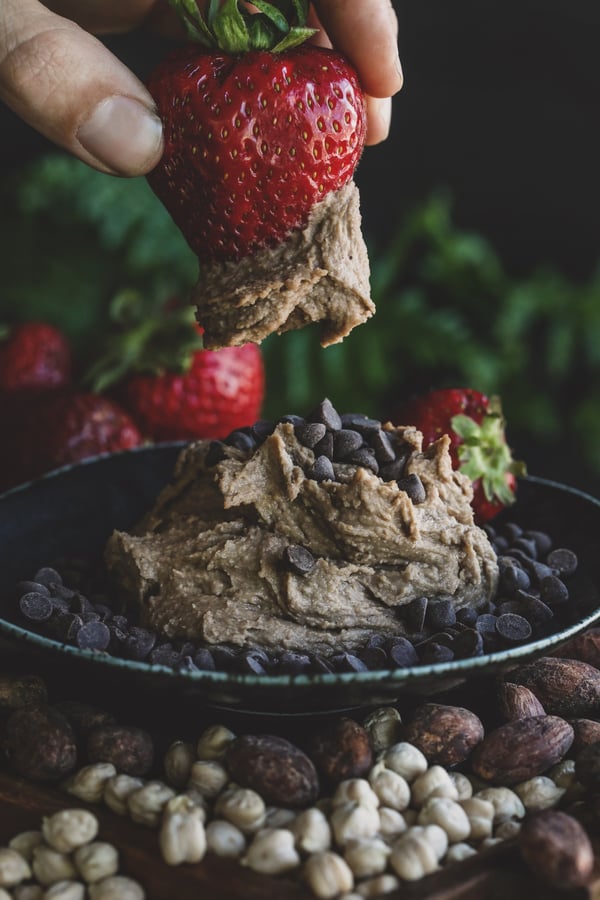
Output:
(146, 0), (373, 348)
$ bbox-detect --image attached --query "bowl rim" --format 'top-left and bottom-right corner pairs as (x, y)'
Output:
(0, 458), (599, 690)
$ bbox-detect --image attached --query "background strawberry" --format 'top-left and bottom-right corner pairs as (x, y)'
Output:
(146, 0), (366, 262)
(393, 387), (525, 523)
(0, 321), (72, 392)
(0, 391), (142, 492)
(85, 292), (265, 441)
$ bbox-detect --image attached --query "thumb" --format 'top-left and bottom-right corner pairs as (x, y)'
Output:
(0, 0), (164, 176)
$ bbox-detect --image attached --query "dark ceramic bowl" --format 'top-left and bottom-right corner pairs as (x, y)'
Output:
(0, 444), (599, 723)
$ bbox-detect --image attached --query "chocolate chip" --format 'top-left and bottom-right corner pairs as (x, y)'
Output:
(124, 627), (156, 661)
(211, 646), (238, 669)
(379, 459), (408, 482)
(252, 420), (275, 442)
(425, 598), (456, 630)
(492, 535), (510, 554)
(313, 431), (334, 460)
(93, 604), (114, 621)
(205, 441), (227, 466)
(294, 423), (327, 448)
(370, 429), (396, 464)
(310, 655), (334, 674)
(193, 648), (216, 671)
(503, 523), (523, 542)
(19, 592), (53, 622)
(397, 474), (426, 504)
(225, 430), (256, 452)
(308, 455), (335, 482)
(16, 580), (50, 599)
(333, 429), (364, 459)
(178, 656), (200, 674)
(401, 597), (428, 632)
(516, 591), (555, 628)
(387, 637), (419, 667)
(418, 641), (454, 664)
(546, 547), (579, 576)
(512, 537), (538, 559)
(524, 529), (554, 556)
(279, 414), (305, 426)
(340, 413), (381, 436)
(346, 447), (379, 474)
(279, 651), (312, 675)
(452, 628), (484, 657)
(475, 613), (498, 635)
(33, 567), (63, 587)
(76, 620), (110, 651)
(526, 559), (557, 584)
(498, 560), (531, 594)
(308, 398), (342, 431)
(149, 644), (182, 667)
(357, 646), (388, 670)
(456, 607), (478, 627)
(50, 583), (78, 603)
(239, 651), (268, 675)
(50, 597), (71, 615)
(331, 652), (369, 673)
(283, 544), (316, 576)
(495, 613), (532, 642)
(540, 575), (570, 608)
(111, 615), (129, 632)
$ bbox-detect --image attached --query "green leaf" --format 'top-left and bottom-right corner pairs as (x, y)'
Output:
(212, 0), (251, 52)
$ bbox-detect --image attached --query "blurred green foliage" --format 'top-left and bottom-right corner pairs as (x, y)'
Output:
(1, 154), (600, 484)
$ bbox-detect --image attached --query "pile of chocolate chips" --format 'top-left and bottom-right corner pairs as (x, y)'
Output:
(206, 398), (426, 502)
(13, 517), (595, 676)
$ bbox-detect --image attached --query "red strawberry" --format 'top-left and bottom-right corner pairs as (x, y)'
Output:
(120, 339), (264, 441)
(85, 294), (264, 441)
(0, 322), (72, 392)
(393, 388), (525, 524)
(146, 0), (366, 263)
(0, 392), (143, 492)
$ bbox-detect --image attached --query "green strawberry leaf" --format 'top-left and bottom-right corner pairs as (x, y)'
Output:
(212, 0), (251, 52)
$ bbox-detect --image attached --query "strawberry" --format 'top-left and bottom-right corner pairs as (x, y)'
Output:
(145, 0), (366, 263)
(393, 388), (526, 524)
(0, 392), (143, 492)
(0, 321), (72, 392)
(119, 338), (264, 441)
(85, 293), (265, 441)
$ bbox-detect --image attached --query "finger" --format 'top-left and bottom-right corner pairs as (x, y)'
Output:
(43, 0), (158, 34)
(0, 0), (164, 176)
(365, 96), (391, 145)
(311, 0), (402, 99)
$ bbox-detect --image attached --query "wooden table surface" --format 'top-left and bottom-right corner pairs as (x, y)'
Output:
(0, 769), (598, 900)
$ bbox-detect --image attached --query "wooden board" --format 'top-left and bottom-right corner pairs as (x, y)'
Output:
(0, 770), (598, 900)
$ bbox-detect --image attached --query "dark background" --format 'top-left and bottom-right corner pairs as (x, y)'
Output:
(2, 1), (599, 279)
(1, 0), (600, 491)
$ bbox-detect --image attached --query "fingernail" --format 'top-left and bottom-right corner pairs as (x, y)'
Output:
(77, 96), (163, 176)
(394, 51), (404, 90)
(376, 97), (392, 140)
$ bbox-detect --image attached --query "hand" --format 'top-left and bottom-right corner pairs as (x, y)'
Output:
(0, 0), (402, 177)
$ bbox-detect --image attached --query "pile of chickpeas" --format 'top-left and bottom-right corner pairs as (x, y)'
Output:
(49, 709), (580, 900)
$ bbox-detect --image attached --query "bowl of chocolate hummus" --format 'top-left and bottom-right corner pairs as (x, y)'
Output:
(0, 401), (599, 718)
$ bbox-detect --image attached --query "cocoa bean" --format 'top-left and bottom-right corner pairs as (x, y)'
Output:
(497, 683), (546, 721)
(553, 628), (600, 669)
(513, 656), (600, 718)
(53, 701), (116, 742)
(519, 810), (594, 890)
(575, 740), (600, 790)
(402, 703), (484, 766)
(2, 704), (77, 782)
(569, 718), (600, 754)
(470, 715), (574, 785)
(307, 717), (373, 784)
(87, 724), (154, 776)
(226, 734), (319, 808)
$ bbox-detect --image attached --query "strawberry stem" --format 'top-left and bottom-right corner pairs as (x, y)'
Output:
(168, 0), (317, 53)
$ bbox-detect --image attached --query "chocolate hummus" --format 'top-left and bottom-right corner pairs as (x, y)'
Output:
(192, 181), (374, 349)
(104, 408), (498, 655)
